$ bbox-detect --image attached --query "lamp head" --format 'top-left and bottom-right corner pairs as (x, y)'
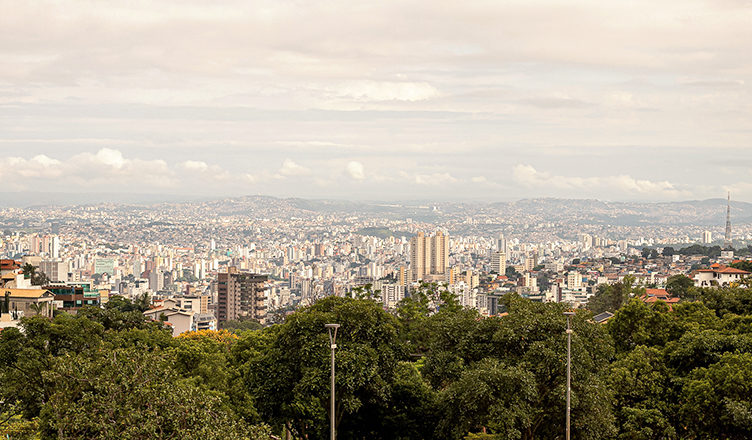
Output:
(563, 311), (575, 316)
(325, 323), (340, 329)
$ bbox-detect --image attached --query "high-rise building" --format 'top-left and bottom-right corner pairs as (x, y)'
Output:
(217, 266), (268, 324)
(702, 230), (713, 244)
(497, 233), (507, 254)
(491, 251), (506, 274)
(410, 232), (430, 281)
(430, 231), (449, 275)
(524, 254), (537, 272)
(581, 234), (593, 250)
(567, 272), (583, 289)
(411, 231), (449, 281)
(40, 259), (69, 283)
(50, 236), (60, 259)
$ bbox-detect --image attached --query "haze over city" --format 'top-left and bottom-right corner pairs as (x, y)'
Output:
(2, 0), (752, 201)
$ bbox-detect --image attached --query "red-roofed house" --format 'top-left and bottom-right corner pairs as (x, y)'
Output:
(693, 265), (751, 287)
(640, 288), (681, 309)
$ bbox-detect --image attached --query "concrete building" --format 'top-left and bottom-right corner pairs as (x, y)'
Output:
(410, 231), (449, 281)
(410, 232), (431, 281)
(217, 267), (268, 324)
(567, 271), (583, 289)
(491, 251), (506, 274)
(94, 258), (115, 276)
(40, 259), (69, 283)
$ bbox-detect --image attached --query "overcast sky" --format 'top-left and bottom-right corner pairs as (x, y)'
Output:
(1, 0), (751, 202)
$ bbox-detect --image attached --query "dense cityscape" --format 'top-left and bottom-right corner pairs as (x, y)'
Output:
(2, 195), (751, 332)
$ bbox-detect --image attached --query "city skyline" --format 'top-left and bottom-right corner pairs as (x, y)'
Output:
(2, 1), (752, 201)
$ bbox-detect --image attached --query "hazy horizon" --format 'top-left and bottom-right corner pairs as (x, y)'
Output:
(0, 190), (748, 208)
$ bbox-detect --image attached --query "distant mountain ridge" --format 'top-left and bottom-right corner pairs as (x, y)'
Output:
(1, 193), (749, 226)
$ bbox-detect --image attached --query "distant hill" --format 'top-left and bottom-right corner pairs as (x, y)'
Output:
(1, 193), (749, 226)
(354, 227), (414, 239)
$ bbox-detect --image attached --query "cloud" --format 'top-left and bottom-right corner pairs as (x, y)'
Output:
(0, 148), (258, 193)
(336, 81), (439, 102)
(345, 161), (365, 180)
(276, 159), (311, 178)
(92, 148), (126, 168)
(180, 160), (209, 171)
(512, 164), (687, 198)
(414, 172), (458, 186)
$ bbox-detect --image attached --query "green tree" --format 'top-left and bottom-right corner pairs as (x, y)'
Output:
(439, 358), (537, 439)
(39, 347), (263, 440)
(608, 346), (676, 439)
(588, 276), (637, 314)
(680, 352), (752, 439)
(21, 264), (50, 286)
(665, 274), (694, 298)
(607, 299), (680, 353)
(241, 296), (410, 440)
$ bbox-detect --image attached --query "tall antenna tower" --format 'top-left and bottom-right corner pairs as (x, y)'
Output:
(724, 192), (732, 249)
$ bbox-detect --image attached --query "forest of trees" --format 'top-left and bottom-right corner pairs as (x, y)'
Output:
(2, 281), (752, 439)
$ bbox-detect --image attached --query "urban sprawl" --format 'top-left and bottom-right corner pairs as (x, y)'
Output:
(2, 195), (751, 333)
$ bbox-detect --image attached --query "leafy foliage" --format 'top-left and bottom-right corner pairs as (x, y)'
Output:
(4, 284), (752, 439)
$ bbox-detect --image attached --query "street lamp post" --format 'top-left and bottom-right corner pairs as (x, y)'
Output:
(564, 311), (575, 440)
(325, 323), (340, 440)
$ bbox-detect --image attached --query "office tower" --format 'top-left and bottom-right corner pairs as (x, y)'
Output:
(702, 230), (712, 244)
(491, 251), (506, 274)
(497, 233), (507, 254)
(430, 231), (449, 275)
(217, 266), (268, 324)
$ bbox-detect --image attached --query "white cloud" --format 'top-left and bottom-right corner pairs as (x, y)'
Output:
(93, 148), (125, 169)
(345, 161), (365, 180)
(471, 176), (488, 183)
(336, 81), (439, 102)
(513, 164), (686, 198)
(0, 148), (261, 193)
(276, 159), (311, 178)
(414, 172), (458, 186)
(180, 160), (209, 171)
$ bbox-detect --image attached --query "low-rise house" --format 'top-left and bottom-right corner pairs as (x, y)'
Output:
(143, 306), (217, 336)
(692, 265), (750, 287)
(1, 288), (55, 319)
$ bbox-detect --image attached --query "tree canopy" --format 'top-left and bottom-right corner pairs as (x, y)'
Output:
(4, 284), (752, 439)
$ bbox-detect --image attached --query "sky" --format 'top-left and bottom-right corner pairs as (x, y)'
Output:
(1, 0), (751, 202)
